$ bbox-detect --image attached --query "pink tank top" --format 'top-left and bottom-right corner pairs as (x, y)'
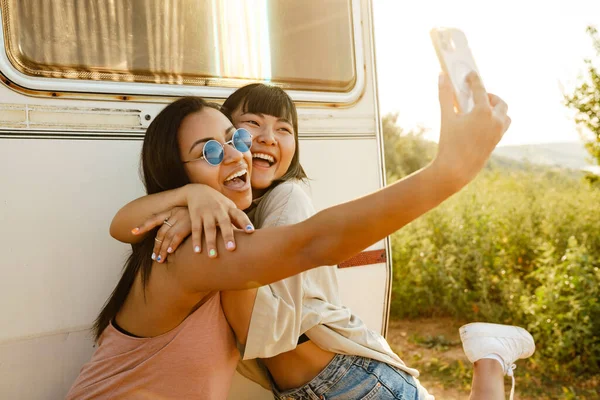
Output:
(67, 292), (239, 399)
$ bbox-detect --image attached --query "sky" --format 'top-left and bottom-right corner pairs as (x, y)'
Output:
(373, 0), (600, 146)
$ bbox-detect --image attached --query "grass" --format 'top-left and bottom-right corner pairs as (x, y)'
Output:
(387, 318), (600, 399)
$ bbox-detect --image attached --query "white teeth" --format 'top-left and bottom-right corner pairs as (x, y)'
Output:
(252, 153), (275, 163)
(225, 168), (247, 182)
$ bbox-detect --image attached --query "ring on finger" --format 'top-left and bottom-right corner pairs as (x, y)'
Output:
(164, 218), (174, 227)
(155, 238), (163, 243)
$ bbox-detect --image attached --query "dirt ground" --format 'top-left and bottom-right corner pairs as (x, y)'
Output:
(387, 318), (471, 399)
(386, 318), (599, 400)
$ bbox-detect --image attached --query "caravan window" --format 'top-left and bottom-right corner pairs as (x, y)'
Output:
(1, 0), (356, 93)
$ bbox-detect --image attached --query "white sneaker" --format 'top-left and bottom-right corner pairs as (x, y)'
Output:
(459, 322), (535, 400)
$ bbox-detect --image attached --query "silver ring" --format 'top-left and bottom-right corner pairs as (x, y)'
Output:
(154, 238), (163, 243)
(164, 218), (174, 227)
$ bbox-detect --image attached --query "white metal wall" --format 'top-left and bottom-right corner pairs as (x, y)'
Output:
(0, 1), (387, 399)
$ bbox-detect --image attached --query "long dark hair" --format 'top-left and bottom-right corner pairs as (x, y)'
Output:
(221, 83), (307, 186)
(93, 97), (219, 341)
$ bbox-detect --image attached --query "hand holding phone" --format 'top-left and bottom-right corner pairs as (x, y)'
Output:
(430, 27), (483, 113)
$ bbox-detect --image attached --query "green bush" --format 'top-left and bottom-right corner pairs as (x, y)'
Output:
(390, 168), (600, 375)
(522, 236), (600, 375)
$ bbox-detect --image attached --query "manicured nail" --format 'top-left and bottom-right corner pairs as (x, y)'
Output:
(209, 249), (217, 258)
(246, 224), (254, 232)
(194, 245), (201, 253)
(167, 247), (173, 253)
(151, 253), (156, 260)
(226, 241), (235, 250)
(439, 74), (446, 85)
(131, 227), (140, 234)
(156, 255), (162, 262)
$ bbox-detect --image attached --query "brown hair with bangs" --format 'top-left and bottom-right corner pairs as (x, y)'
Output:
(221, 83), (307, 186)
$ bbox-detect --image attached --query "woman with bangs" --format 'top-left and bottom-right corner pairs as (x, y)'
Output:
(101, 75), (532, 400)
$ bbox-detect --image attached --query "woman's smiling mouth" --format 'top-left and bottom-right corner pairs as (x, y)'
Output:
(223, 167), (249, 190)
(252, 152), (276, 169)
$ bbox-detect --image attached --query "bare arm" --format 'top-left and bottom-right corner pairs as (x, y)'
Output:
(171, 74), (512, 292)
(110, 188), (185, 244)
(110, 184), (253, 257)
(172, 160), (455, 292)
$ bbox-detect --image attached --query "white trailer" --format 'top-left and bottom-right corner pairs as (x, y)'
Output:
(0, 1), (391, 398)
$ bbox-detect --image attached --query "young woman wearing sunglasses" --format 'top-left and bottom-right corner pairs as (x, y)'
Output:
(99, 75), (531, 400)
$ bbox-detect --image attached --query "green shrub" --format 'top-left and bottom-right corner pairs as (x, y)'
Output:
(390, 168), (600, 375)
(522, 236), (600, 375)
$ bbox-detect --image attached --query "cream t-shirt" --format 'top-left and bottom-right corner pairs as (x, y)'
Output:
(236, 181), (419, 389)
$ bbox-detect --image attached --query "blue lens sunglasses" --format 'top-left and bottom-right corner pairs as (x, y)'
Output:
(182, 128), (252, 166)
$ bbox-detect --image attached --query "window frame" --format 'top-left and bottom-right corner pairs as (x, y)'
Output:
(0, 0), (365, 104)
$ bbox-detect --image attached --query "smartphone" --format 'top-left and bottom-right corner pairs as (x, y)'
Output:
(430, 27), (483, 113)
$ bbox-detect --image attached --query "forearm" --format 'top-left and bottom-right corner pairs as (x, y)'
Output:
(176, 163), (462, 292)
(175, 73), (510, 292)
(302, 161), (459, 267)
(109, 186), (187, 243)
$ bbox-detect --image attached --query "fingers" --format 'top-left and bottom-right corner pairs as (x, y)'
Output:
(489, 93), (508, 116)
(230, 208), (255, 232)
(163, 225), (187, 258)
(217, 214), (236, 252)
(152, 221), (176, 263)
(152, 237), (162, 262)
(197, 211), (250, 257)
(199, 209), (254, 256)
(181, 185), (253, 257)
(438, 73), (456, 121)
(466, 72), (490, 109)
(203, 217), (218, 258)
(489, 93), (511, 137)
(155, 219), (192, 263)
(150, 208), (193, 263)
(132, 211), (170, 236)
(152, 221), (172, 263)
(191, 215), (203, 254)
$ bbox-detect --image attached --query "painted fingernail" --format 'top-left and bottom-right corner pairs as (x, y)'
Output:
(194, 246), (201, 253)
(167, 247), (173, 253)
(246, 224), (254, 231)
(226, 241), (235, 250)
(209, 249), (217, 258)
(131, 227), (140, 234)
(151, 253), (156, 260)
(156, 255), (162, 262)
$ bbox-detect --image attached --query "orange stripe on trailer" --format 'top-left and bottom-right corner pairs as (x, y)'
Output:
(338, 249), (387, 268)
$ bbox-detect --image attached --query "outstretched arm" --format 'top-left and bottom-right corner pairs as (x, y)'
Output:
(171, 73), (511, 293)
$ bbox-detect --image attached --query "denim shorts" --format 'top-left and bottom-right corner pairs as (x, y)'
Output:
(271, 354), (434, 400)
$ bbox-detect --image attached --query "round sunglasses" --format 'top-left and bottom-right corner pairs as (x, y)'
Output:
(183, 128), (252, 166)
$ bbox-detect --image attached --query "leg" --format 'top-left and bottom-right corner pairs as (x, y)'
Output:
(460, 322), (536, 400)
(469, 359), (505, 400)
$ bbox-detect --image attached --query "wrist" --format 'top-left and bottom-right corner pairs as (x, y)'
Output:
(179, 183), (215, 207)
(176, 184), (193, 207)
(425, 158), (465, 198)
